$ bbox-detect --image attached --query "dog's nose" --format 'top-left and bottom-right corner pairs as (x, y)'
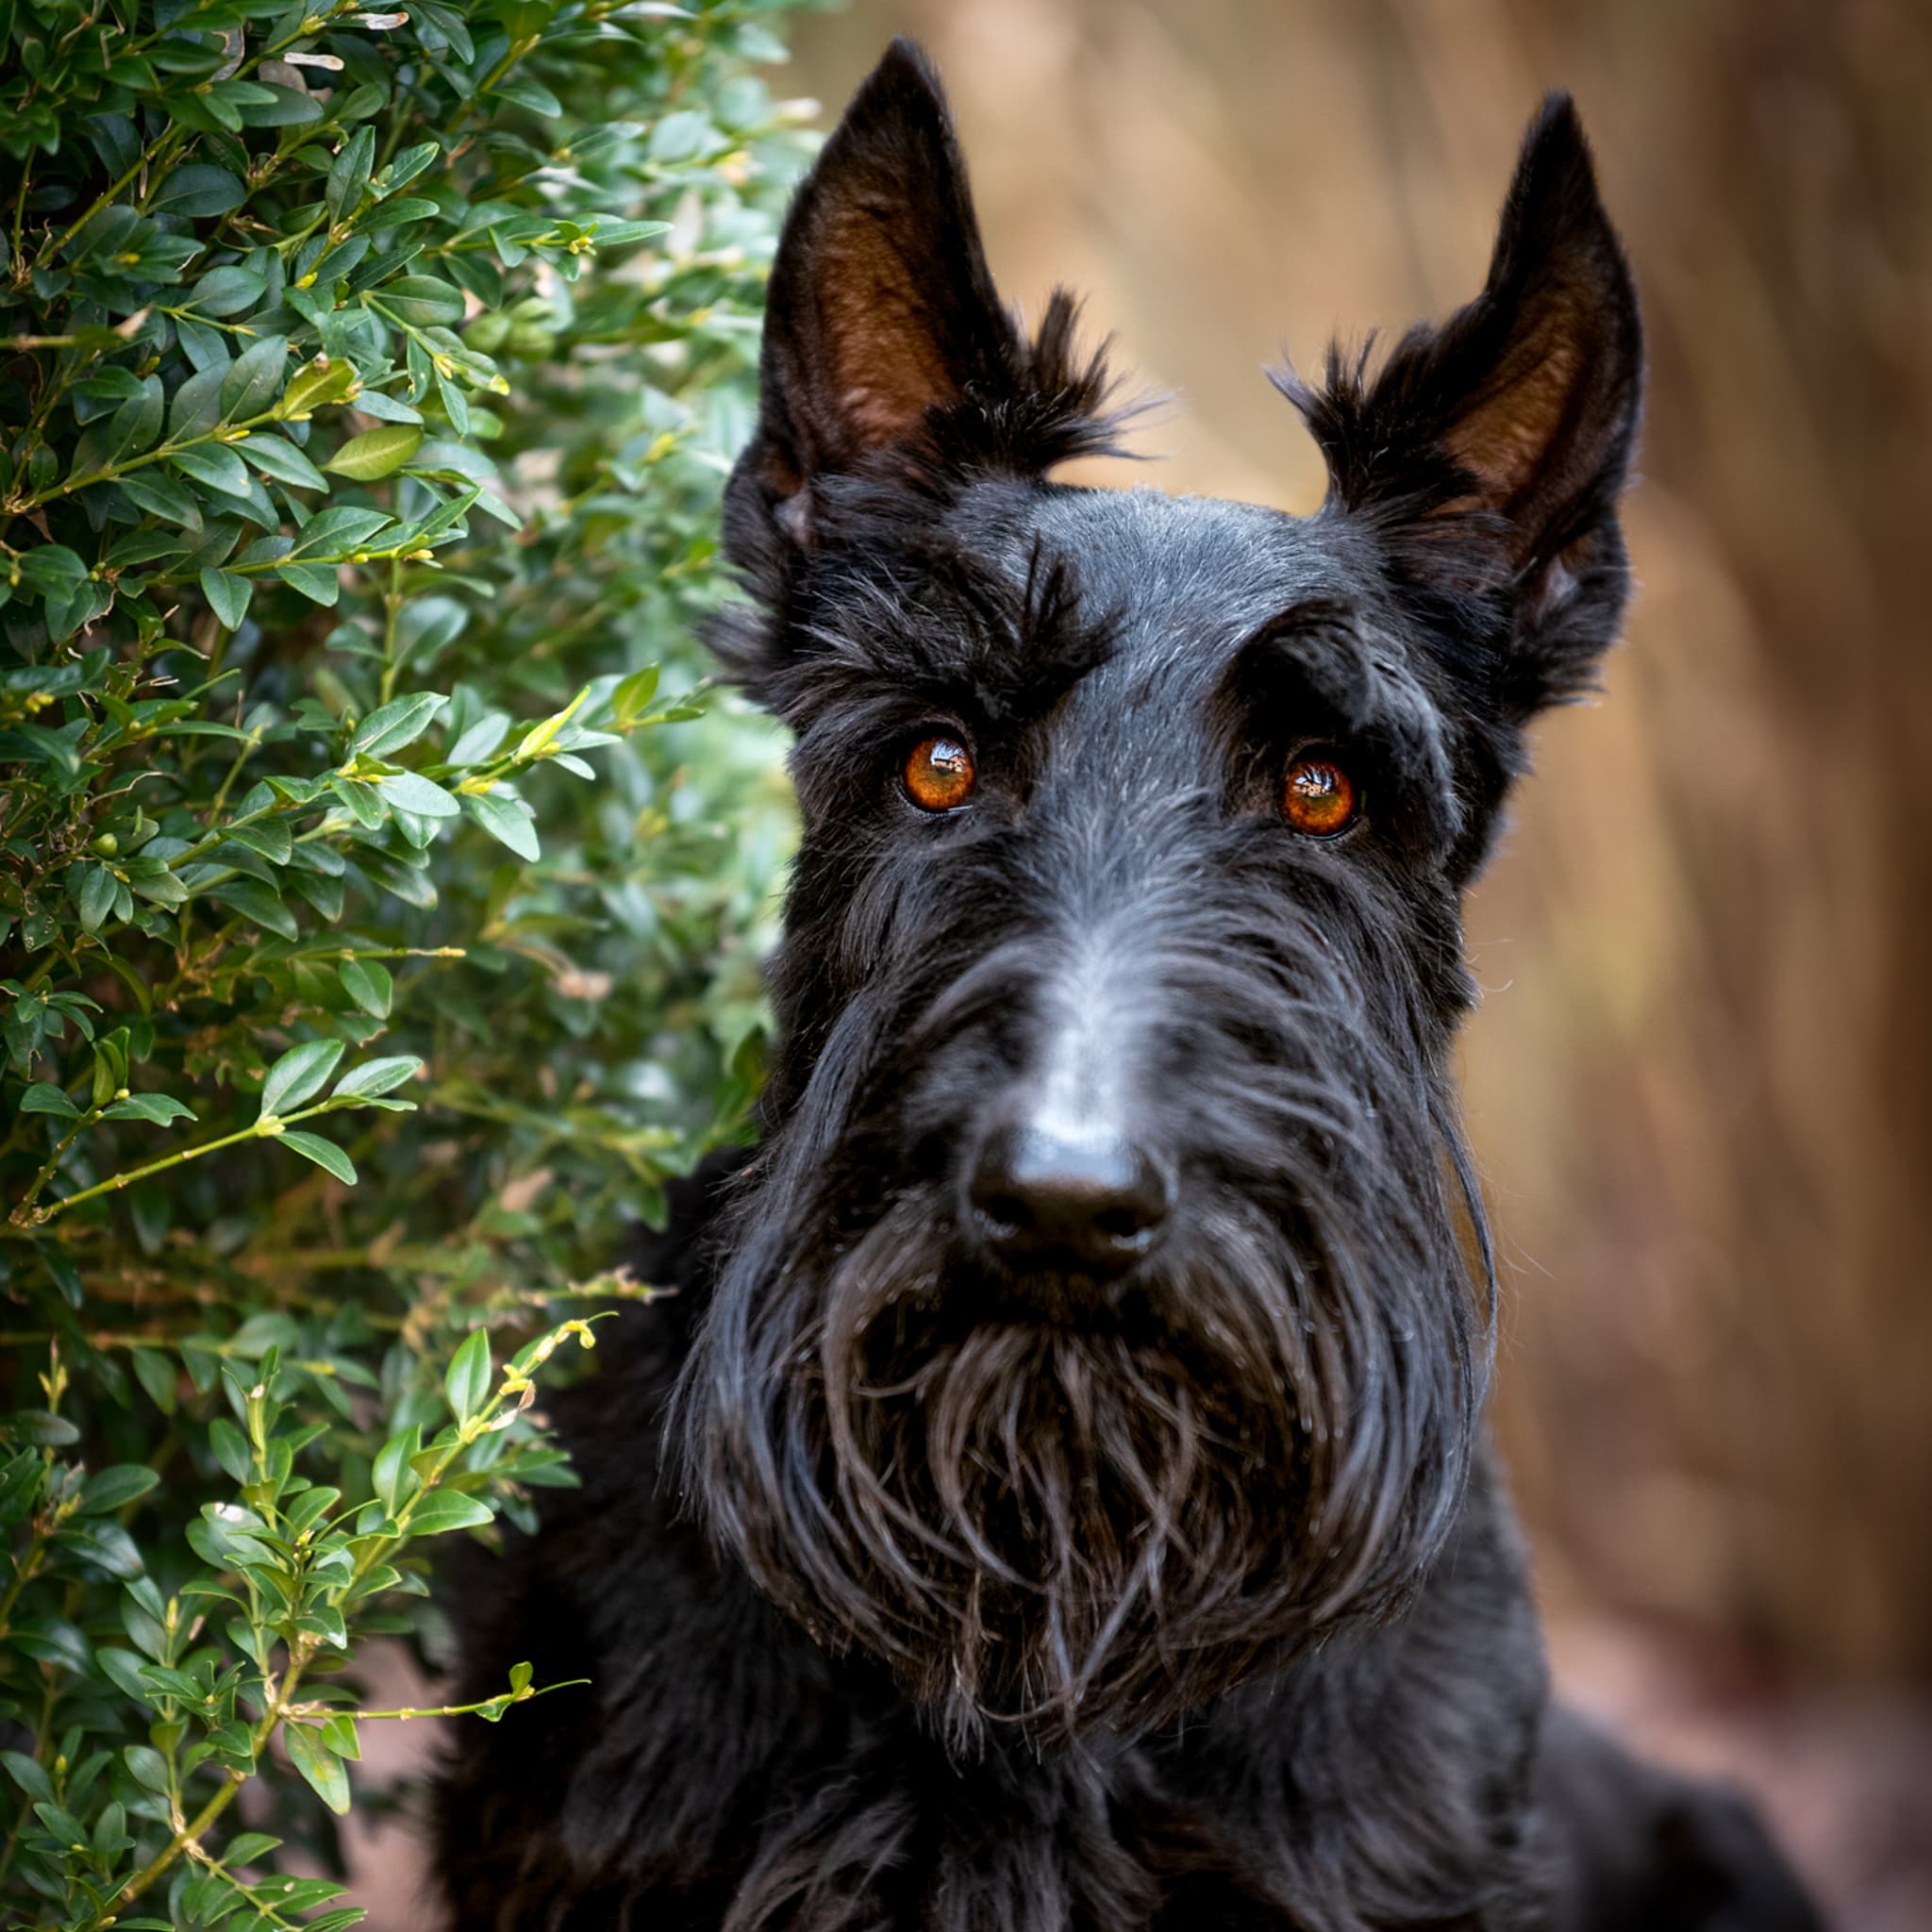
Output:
(968, 1123), (1173, 1276)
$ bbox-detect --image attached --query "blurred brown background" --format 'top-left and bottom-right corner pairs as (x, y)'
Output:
(781, 1), (1932, 1924)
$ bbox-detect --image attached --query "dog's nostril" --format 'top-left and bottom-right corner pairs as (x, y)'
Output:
(976, 1192), (1030, 1234)
(1092, 1206), (1148, 1244)
(967, 1122), (1173, 1276)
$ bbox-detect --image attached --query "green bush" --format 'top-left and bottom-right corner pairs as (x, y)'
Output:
(0, 0), (812, 1920)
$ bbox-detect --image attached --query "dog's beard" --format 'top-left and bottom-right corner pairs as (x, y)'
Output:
(676, 1145), (1482, 1748)
(817, 1220), (1316, 1743)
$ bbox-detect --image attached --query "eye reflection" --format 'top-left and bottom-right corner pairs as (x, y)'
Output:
(1282, 753), (1358, 837)
(903, 735), (977, 812)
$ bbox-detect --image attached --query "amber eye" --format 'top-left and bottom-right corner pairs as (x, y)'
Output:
(1282, 752), (1358, 837)
(902, 734), (977, 812)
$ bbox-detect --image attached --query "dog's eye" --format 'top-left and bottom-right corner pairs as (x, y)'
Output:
(1282, 752), (1358, 837)
(902, 734), (977, 812)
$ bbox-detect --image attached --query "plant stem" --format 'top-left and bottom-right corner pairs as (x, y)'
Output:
(40, 128), (188, 268)
(11, 1108), (102, 1219)
(202, 724), (269, 830)
(104, 1653), (308, 1919)
(13, 399), (287, 512)
(378, 555), (404, 704)
(22, 1098), (352, 1226)
(343, 1677), (590, 1722)
(8, 160), (31, 275)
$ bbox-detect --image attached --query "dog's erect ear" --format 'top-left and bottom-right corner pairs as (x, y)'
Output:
(722, 39), (1127, 593)
(1285, 95), (1644, 719)
(725, 41), (1015, 562)
(758, 39), (1013, 477)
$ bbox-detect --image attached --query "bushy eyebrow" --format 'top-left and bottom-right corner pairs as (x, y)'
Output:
(793, 538), (1119, 730)
(1217, 598), (1464, 856)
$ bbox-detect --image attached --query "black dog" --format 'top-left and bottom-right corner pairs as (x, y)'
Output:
(434, 42), (1821, 1931)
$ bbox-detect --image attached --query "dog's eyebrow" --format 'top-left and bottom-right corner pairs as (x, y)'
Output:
(802, 539), (1119, 728)
(1224, 599), (1381, 727)
(1220, 598), (1464, 856)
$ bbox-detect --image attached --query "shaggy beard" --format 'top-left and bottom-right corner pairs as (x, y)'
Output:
(676, 1176), (1481, 1748)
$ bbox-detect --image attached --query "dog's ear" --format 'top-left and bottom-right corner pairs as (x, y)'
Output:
(1286, 95), (1644, 720)
(724, 41), (1022, 566)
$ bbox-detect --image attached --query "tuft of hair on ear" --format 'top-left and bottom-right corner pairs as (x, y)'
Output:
(1276, 93), (1644, 723)
(720, 37), (1144, 617)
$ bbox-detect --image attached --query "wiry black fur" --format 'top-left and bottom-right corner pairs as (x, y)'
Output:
(433, 40), (1821, 1932)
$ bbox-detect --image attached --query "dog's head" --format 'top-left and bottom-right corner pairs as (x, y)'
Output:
(675, 40), (1641, 1746)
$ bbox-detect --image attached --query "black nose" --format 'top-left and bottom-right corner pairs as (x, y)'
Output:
(968, 1123), (1174, 1276)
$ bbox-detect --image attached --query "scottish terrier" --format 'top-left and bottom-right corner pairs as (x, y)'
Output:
(433, 41), (1821, 1932)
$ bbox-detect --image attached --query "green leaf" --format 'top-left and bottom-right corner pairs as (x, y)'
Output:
(372, 1424), (421, 1513)
(20, 1083), (79, 1118)
(2, 1752), (54, 1804)
(169, 365), (225, 441)
(350, 691), (444, 758)
(285, 1721), (351, 1814)
(200, 567), (254, 630)
(464, 789), (540, 861)
(172, 444), (253, 497)
(92, 1798), (129, 1859)
(493, 74), (562, 118)
(325, 424), (424, 481)
(402, 1490), (492, 1537)
(380, 275), (466, 326)
(276, 561), (341, 605)
(241, 82), (323, 126)
(220, 336), (291, 422)
(326, 125), (376, 225)
(117, 469), (203, 527)
(281, 356), (358, 420)
(277, 1129), (357, 1185)
(122, 1744), (172, 1793)
(101, 1093), (198, 1126)
(241, 433), (328, 491)
(226, 820), (293, 864)
(259, 1039), (347, 1119)
(70, 860), (118, 933)
(32, 1800), (90, 1845)
(209, 877), (299, 941)
(294, 506), (392, 555)
(11, 1617), (91, 1671)
(149, 164), (246, 218)
(8, 1409), (79, 1445)
(444, 1328), (491, 1425)
(321, 1712), (361, 1760)
(337, 958), (392, 1017)
(61, 1516), (142, 1576)
(79, 1466), (160, 1514)
(375, 770), (459, 818)
(131, 1350), (177, 1415)
(612, 664), (660, 724)
(446, 712), (509, 765)
(17, 544), (87, 595)
(186, 264), (266, 317)
(332, 1054), (422, 1099)
(208, 1417), (252, 1484)
(128, 868), (192, 908)
(97, 1647), (153, 1701)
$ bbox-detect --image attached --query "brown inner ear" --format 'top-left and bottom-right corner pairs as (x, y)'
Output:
(1449, 341), (1581, 503)
(1436, 279), (1615, 557)
(814, 205), (968, 458)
